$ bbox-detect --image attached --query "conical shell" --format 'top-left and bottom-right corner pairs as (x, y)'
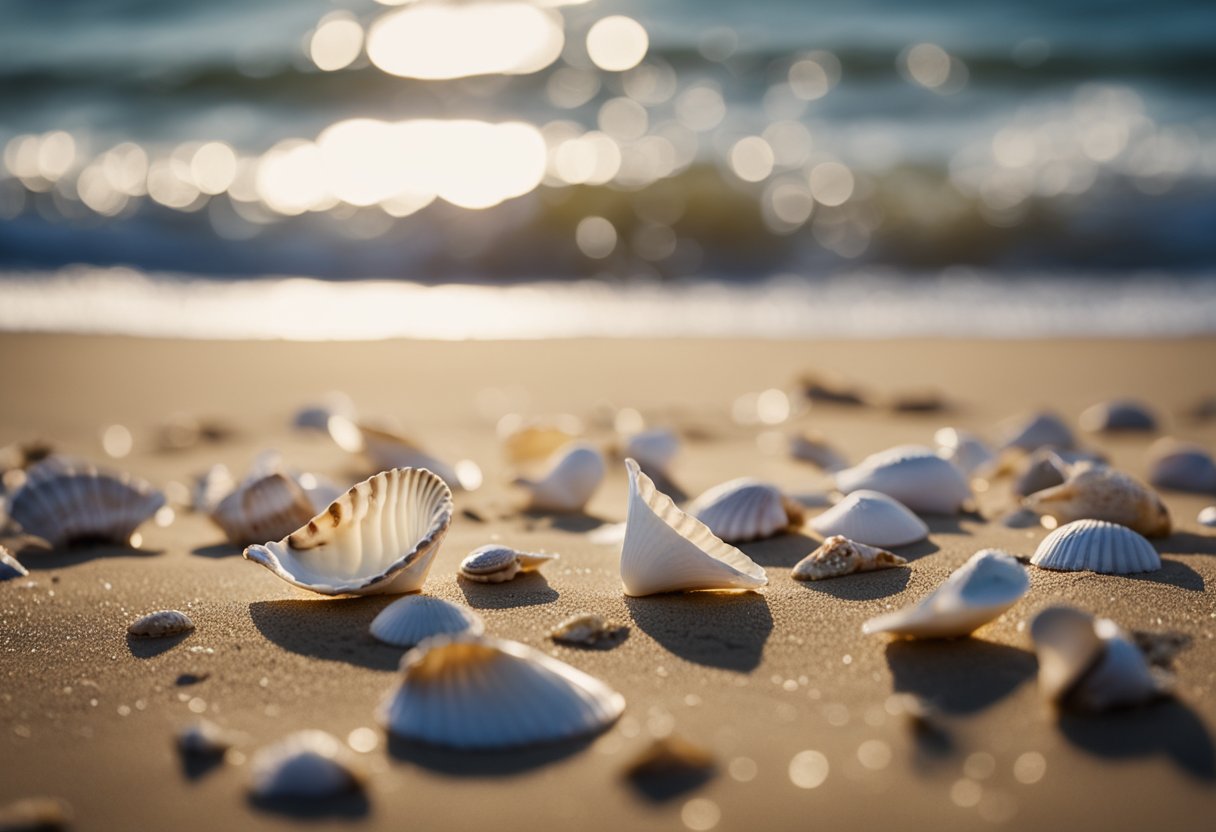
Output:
(1001, 411), (1075, 452)
(809, 490), (929, 548)
(834, 445), (972, 515)
(1079, 399), (1158, 433)
(378, 635), (625, 749)
(687, 478), (803, 543)
(623, 429), (680, 475)
(1148, 438), (1216, 493)
(458, 544), (558, 584)
(210, 472), (316, 546)
(934, 428), (994, 478)
(0, 546), (27, 581)
(1024, 463), (1171, 537)
(862, 549), (1029, 638)
(243, 467), (453, 596)
(792, 535), (907, 581)
(369, 595), (484, 647)
(619, 459), (767, 597)
(514, 443), (604, 513)
(128, 609), (195, 638)
(249, 730), (364, 799)
(1030, 519), (1161, 574)
(788, 431), (847, 472)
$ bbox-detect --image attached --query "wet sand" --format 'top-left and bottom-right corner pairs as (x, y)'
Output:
(1, 333), (1215, 831)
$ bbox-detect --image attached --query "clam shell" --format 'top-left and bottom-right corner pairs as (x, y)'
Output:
(1148, 438), (1216, 493)
(458, 545), (558, 584)
(619, 459), (767, 597)
(862, 549), (1029, 638)
(791, 535), (907, 581)
(243, 467), (453, 596)
(1079, 399), (1158, 433)
(0, 546), (28, 581)
(808, 490), (929, 548)
(623, 428), (680, 475)
(514, 443), (605, 513)
(1030, 519), (1161, 574)
(210, 472), (315, 546)
(788, 431), (848, 472)
(369, 595), (484, 647)
(834, 445), (972, 514)
(1024, 463), (1171, 537)
(934, 428), (994, 478)
(549, 613), (628, 648)
(1199, 506), (1216, 527)
(128, 609), (195, 638)
(249, 730), (364, 800)
(378, 635), (625, 749)
(1001, 411), (1075, 452)
(687, 478), (802, 543)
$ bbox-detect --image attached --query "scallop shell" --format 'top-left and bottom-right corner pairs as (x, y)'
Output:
(209, 472), (316, 546)
(1024, 462), (1171, 537)
(791, 535), (907, 581)
(1079, 399), (1158, 433)
(549, 613), (628, 648)
(808, 490), (929, 548)
(243, 467), (453, 596)
(370, 595), (485, 647)
(934, 427), (995, 478)
(458, 545), (558, 584)
(1148, 438), (1216, 493)
(834, 445), (972, 514)
(514, 443), (604, 513)
(128, 609), (195, 638)
(249, 730), (364, 800)
(623, 428), (680, 476)
(378, 635), (625, 749)
(1001, 411), (1075, 452)
(686, 478), (803, 543)
(1030, 519), (1161, 574)
(619, 459), (767, 597)
(177, 719), (239, 756)
(862, 549), (1029, 639)
(0, 546), (28, 581)
(1199, 506), (1216, 527)
(6, 459), (165, 547)
(788, 430), (848, 472)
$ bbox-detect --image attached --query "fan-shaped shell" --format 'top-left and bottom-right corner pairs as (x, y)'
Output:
(514, 443), (604, 513)
(1030, 519), (1161, 574)
(862, 549), (1029, 638)
(809, 490), (929, 548)
(458, 545), (558, 584)
(934, 428), (995, 478)
(249, 730), (364, 799)
(792, 535), (907, 581)
(210, 472), (315, 546)
(1001, 411), (1075, 452)
(687, 478), (802, 543)
(1024, 463), (1171, 537)
(1148, 439), (1216, 493)
(378, 635), (625, 749)
(788, 431), (847, 472)
(128, 609), (195, 638)
(0, 546), (27, 581)
(619, 459), (767, 597)
(243, 467), (453, 596)
(1079, 399), (1158, 433)
(834, 445), (972, 514)
(370, 595), (484, 647)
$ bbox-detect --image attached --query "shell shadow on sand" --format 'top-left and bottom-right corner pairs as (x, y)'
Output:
(248, 792), (371, 819)
(1058, 699), (1216, 781)
(457, 571), (559, 609)
(248, 598), (403, 671)
(190, 542), (243, 559)
(1156, 531), (1216, 557)
(884, 639), (1037, 715)
(11, 538), (164, 568)
(387, 734), (595, 777)
(796, 567), (912, 601)
(1122, 559), (1205, 592)
(624, 593), (773, 672)
(126, 631), (192, 659)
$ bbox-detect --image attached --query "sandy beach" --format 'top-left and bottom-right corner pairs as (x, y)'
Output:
(2, 333), (1215, 832)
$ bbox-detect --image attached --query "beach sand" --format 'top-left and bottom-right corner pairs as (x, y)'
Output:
(2, 333), (1215, 831)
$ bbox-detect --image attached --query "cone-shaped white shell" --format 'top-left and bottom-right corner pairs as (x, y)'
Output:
(1079, 399), (1158, 433)
(1030, 519), (1161, 574)
(619, 459), (767, 597)
(128, 609), (195, 638)
(243, 467), (453, 596)
(934, 428), (995, 478)
(834, 445), (972, 514)
(0, 546), (27, 581)
(792, 535), (907, 581)
(1001, 411), (1075, 452)
(862, 549), (1029, 638)
(210, 472), (316, 546)
(686, 478), (802, 543)
(1148, 439), (1216, 493)
(369, 595), (484, 647)
(458, 545), (558, 584)
(378, 635), (625, 749)
(249, 730), (363, 799)
(515, 443), (604, 513)
(809, 490), (929, 548)
(623, 429), (680, 475)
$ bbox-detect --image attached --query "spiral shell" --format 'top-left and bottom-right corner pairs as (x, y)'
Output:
(1024, 463), (1171, 537)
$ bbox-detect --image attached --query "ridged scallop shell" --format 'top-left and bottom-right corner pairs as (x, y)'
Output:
(934, 428), (995, 478)
(549, 613), (628, 648)
(792, 535), (907, 581)
(6, 459), (165, 547)
(378, 635), (625, 749)
(210, 472), (316, 546)
(369, 595), (484, 647)
(834, 445), (972, 514)
(243, 467), (453, 596)
(1148, 438), (1216, 493)
(619, 459), (767, 597)
(1199, 506), (1216, 527)
(809, 490), (929, 548)
(1079, 399), (1158, 433)
(249, 730), (364, 799)
(862, 549), (1029, 638)
(0, 546), (28, 581)
(1001, 411), (1075, 452)
(788, 431), (847, 472)
(622, 428), (680, 475)
(686, 478), (803, 543)
(1030, 519), (1161, 574)
(514, 443), (605, 513)
(128, 609), (195, 638)
(458, 545), (558, 584)
(1024, 463), (1171, 537)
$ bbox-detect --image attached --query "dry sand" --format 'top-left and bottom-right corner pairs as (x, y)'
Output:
(1, 333), (1215, 831)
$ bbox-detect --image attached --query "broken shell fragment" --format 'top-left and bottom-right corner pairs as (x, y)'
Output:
(370, 595), (484, 647)
(128, 609), (195, 638)
(934, 428), (995, 478)
(549, 613), (628, 648)
(1148, 438), (1216, 493)
(834, 445), (972, 514)
(209, 472), (315, 546)
(458, 545), (558, 584)
(513, 443), (605, 513)
(1024, 462), (1171, 537)
(249, 730), (364, 800)
(1001, 411), (1075, 453)
(1030, 519), (1161, 575)
(686, 478), (803, 543)
(0, 546), (28, 581)
(1079, 399), (1158, 434)
(788, 431), (847, 472)
(791, 535), (907, 581)
(809, 490), (929, 548)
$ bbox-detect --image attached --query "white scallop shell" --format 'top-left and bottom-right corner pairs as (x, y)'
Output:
(619, 459), (767, 597)
(1148, 438), (1216, 493)
(791, 535), (907, 581)
(834, 445), (972, 514)
(210, 472), (316, 546)
(623, 428), (680, 475)
(934, 427), (995, 478)
(243, 467), (453, 596)
(378, 635), (625, 749)
(862, 549), (1029, 638)
(128, 609), (195, 638)
(1024, 463), (1171, 537)
(514, 443), (605, 513)
(1199, 506), (1216, 527)
(249, 730), (364, 799)
(6, 459), (165, 547)
(1079, 399), (1158, 433)
(1030, 519), (1161, 574)
(808, 490), (929, 548)
(686, 478), (803, 543)
(0, 546), (27, 581)
(458, 544), (558, 584)
(369, 595), (484, 647)
(1001, 411), (1075, 452)
(788, 431), (848, 472)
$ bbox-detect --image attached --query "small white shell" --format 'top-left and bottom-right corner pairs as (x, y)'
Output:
(370, 595), (485, 647)
(192, 463), (236, 514)
(1024, 463), (1171, 537)
(549, 613), (628, 648)
(330, 416), (471, 490)
(1001, 411), (1075, 452)
(623, 428), (680, 475)
(934, 428), (995, 478)
(458, 545), (558, 584)
(862, 549), (1029, 638)
(128, 609), (195, 638)
(1079, 399), (1158, 433)
(619, 459), (767, 597)
(378, 635), (625, 749)
(514, 443), (605, 513)
(1199, 506), (1216, 527)
(209, 472), (316, 546)
(177, 719), (238, 756)
(0, 546), (28, 581)
(1148, 438), (1216, 493)
(243, 467), (453, 596)
(791, 535), (907, 581)
(809, 490), (929, 548)
(788, 431), (848, 472)
(1030, 519), (1161, 574)
(249, 730), (363, 799)
(834, 445), (972, 514)
(686, 478), (803, 543)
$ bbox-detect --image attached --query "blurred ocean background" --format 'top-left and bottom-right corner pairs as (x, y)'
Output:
(1, 0), (1215, 338)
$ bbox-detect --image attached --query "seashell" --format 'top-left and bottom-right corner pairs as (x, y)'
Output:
(934, 427), (995, 478)
(329, 415), (475, 490)
(686, 478), (803, 543)
(498, 414), (582, 464)
(887, 388), (947, 413)
(192, 463), (236, 514)
(0, 546), (28, 581)
(177, 719), (238, 756)
(549, 613), (628, 648)
(458, 545), (557, 584)
(1147, 438), (1216, 493)
(834, 445), (972, 514)
(622, 428), (680, 476)
(788, 430), (847, 472)
(1030, 519), (1161, 574)
(6, 459), (165, 547)
(623, 735), (715, 790)
(243, 467), (453, 596)
(513, 443), (605, 513)
(1024, 462), (1171, 537)
(378, 634), (625, 749)
(1000, 411), (1075, 453)
(1078, 399), (1158, 434)
(249, 730), (364, 800)
(619, 459), (767, 597)
(798, 372), (869, 406)
(369, 595), (484, 647)
(862, 549), (1029, 639)
(293, 391), (357, 432)
(0, 796), (73, 831)
(128, 609), (195, 638)
(791, 535), (907, 581)
(809, 490), (929, 548)
(1013, 449), (1070, 497)
(209, 472), (315, 546)
(1199, 506), (1216, 527)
